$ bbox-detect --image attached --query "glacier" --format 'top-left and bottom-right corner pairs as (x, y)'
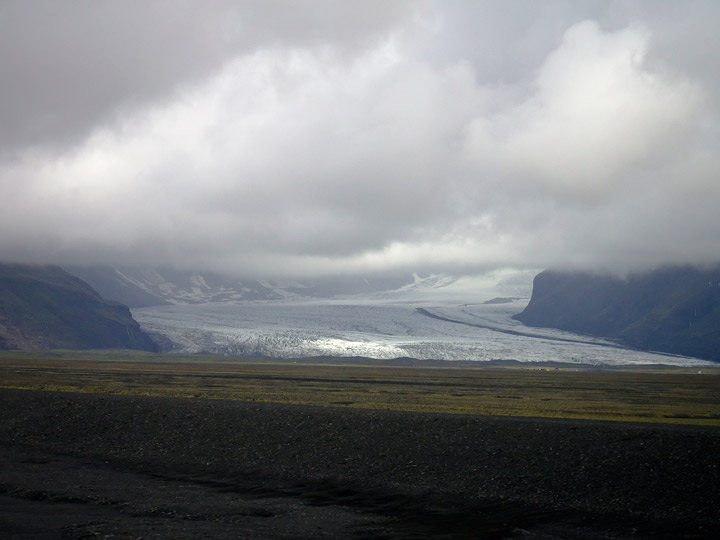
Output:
(132, 272), (714, 367)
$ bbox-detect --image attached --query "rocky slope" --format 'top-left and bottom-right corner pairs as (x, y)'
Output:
(513, 265), (720, 362)
(0, 263), (157, 351)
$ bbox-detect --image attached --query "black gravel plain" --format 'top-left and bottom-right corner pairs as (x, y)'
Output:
(1, 388), (719, 539)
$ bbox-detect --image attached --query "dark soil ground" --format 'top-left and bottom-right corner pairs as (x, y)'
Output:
(1, 388), (719, 539)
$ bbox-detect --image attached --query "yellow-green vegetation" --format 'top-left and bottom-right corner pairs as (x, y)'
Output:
(1, 350), (719, 425)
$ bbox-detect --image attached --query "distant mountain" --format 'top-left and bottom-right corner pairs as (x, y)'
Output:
(65, 265), (413, 307)
(64, 265), (170, 307)
(0, 263), (158, 351)
(513, 266), (720, 362)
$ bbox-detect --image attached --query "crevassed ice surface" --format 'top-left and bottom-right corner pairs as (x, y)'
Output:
(133, 295), (713, 367)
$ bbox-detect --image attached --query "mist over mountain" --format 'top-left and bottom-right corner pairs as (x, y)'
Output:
(66, 265), (415, 307)
(513, 265), (720, 362)
(0, 263), (157, 351)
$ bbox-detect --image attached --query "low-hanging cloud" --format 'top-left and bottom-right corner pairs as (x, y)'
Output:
(1, 1), (718, 277)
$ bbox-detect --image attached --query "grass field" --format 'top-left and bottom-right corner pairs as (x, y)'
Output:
(1, 350), (719, 425)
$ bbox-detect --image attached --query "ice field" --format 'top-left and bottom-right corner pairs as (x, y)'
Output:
(134, 295), (712, 366)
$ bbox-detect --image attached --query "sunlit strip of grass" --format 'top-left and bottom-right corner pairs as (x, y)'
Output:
(1, 352), (719, 425)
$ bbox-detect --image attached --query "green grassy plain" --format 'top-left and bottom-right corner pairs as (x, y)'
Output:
(1, 350), (719, 425)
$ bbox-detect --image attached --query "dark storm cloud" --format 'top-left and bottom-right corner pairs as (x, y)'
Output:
(0, 0), (411, 152)
(0, 1), (718, 277)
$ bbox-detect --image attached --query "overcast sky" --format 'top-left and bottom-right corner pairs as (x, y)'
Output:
(1, 0), (718, 278)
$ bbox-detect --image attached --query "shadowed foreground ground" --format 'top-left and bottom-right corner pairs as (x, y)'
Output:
(1, 388), (719, 539)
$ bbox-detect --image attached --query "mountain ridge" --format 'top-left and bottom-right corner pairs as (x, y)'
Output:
(0, 263), (158, 351)
(512, 265), (720, 362)
(65, 265), (416, 307)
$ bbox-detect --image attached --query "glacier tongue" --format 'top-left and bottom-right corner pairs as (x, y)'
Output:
(132, 299), (713, 366)
(127, 268), (712, 366)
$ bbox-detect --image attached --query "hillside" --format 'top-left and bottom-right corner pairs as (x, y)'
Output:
(0, 263), (158, 351)
(513, 266), (720, 362)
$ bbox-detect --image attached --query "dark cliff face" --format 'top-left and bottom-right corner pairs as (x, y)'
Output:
(0, 263), (158, 351)
(513, 266), (720, 362)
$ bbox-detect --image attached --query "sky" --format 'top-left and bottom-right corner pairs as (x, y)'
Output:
(1, 0), (719, 278)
